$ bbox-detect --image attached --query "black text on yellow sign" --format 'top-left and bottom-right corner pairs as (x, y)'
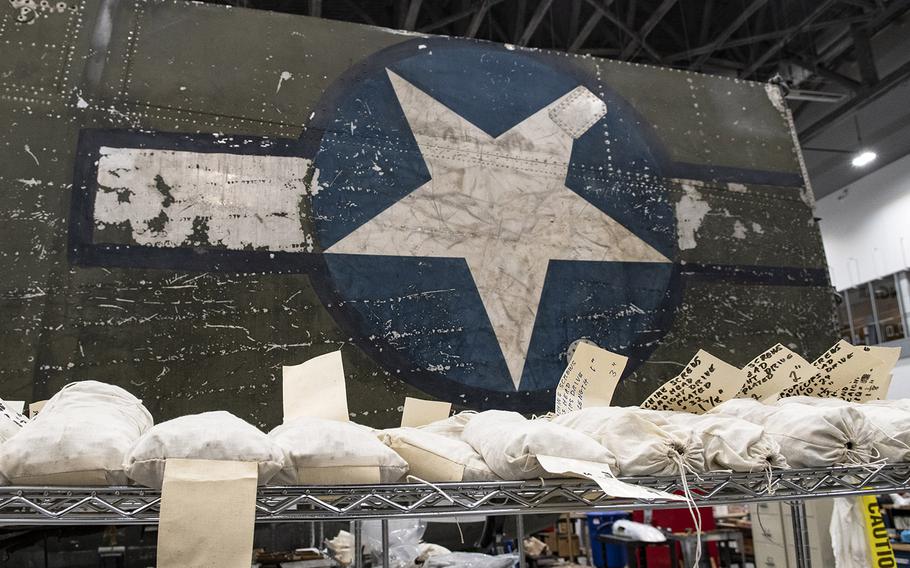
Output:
(861, 495), (896, 568)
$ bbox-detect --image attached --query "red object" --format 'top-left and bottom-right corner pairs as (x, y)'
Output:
(631, 507), (718, 568)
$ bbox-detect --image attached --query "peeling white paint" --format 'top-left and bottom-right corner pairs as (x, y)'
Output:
(727, 182), (747, 193)
(675, 183), (710, 251)
(276, 71), (293, 94)
(752, 222), (764, 234)
(23, 145), (39, 165)
(93, 147), (317, 252)
(764, 83), (787, 113)
(732, 219), (747, 239)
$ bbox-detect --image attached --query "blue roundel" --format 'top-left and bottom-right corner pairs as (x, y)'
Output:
(307, 38), (679, 411)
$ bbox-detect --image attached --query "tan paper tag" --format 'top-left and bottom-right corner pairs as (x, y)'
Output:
(554, 343), (627, 414)
(390, 441), (466, 482)
(641, 350), (745, 413)
(400, 397), (452, 428)
(158, 459), (258, 568)
(4, 400), (26, 416)
(0, 399), (28, 427)
(282, 350), (349, 422)
(739, 344), (817, 400)
(837, 344), (898, 402)
(28, 400), (46, 419)
(536, 455), (685, 501)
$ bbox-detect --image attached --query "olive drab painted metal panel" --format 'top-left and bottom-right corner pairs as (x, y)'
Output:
(0, 0), (835, 428)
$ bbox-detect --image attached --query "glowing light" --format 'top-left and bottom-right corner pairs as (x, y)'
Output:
(851, 151), (877, 167)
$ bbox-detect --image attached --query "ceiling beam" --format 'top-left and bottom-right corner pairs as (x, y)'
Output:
(625, 0), (637, 28)
(619, 0), (678, 59)
(568, 0), (582, 46)
(741, 0), (838, 79)
(517, 0), (554, 46)
(582, 0), (663, 62)
(512, 0), (527, 42)
(402, 0), (423, 30)
(784, 54), (862, 92)
(308, 0), (321, 18)
(569, 10), (603, 52)
(465, 0), (494, 38)
(850, 22), (879, 85)
(690, 0), (768, 70)
(667, 15), (873, 62)
(338, 0), (377, 26)
(799, 58), (910, 142)
(420, 0), (506, 33)
(698, 0), (714, 45)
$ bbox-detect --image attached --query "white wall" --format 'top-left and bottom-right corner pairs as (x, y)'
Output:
(887, 357), (910, 399)
(815, 153), (910, 291)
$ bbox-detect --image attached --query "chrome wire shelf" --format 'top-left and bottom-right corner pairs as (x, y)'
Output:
(1, 463), (908, 526)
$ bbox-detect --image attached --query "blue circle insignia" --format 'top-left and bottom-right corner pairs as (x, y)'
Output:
(308, 38), (680, 411)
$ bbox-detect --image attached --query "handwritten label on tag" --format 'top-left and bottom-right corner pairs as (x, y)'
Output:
(400, 397), (452, 428)
(0, 399), (28, 427)
(282, 350), (349, 422)
(537, 455), (685, 501)
(554, 343), (627, 415)
(780, 340), (879, 399)
(837, 344), (898, 402)
(28, 400), (47, 419)
(641, 350), (745, 413)
(739, 344), (817, 400)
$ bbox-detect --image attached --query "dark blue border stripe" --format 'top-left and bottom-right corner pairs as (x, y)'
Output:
(681, 262), (829, 287)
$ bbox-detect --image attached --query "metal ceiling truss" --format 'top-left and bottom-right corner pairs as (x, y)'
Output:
(208, 0), (910, 146)
(1, 464), (909, 526)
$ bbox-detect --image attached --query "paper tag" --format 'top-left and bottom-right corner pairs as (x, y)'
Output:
(554, 343), (627, 414)
(641, 350), (745, 413)
(28, 400), (47, 419)
(537, 455), (685, 501)
(4, 401), (25, 415)
(400, 397), (452, 428)
(0, 399), (29, 427)
(158, 459), (258, 568)
(837, 344), (897, 402)
(282, 350), (349, 422)
(739, 344), (818, 400)
(390, 441), (466, 482)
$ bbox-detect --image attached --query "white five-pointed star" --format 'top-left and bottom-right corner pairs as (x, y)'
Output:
(328, 69), (670, 389)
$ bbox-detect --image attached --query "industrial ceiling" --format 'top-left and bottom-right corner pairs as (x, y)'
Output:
(208, 0), (910, 200)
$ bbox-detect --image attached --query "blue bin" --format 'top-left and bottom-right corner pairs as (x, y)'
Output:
(587, 512), (630, 568)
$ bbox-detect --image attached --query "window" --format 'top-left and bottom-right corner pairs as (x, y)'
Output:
(848, 283), (878, 345)
(835, 291), (853, 343)
(834, 270), (910, 346)
(871, 276), (905, 342)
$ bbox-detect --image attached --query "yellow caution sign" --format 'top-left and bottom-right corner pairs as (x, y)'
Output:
(861, 495), (896, 568)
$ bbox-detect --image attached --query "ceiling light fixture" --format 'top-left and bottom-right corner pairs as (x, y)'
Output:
(850, 116), (877, 168)
(851, 150), (877, 167)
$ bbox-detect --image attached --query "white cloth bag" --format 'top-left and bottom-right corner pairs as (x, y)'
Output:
(663, 412), (788, 472)
(709, 398), (875, 467)
(270, 417), (408, 484)
(777, 396), (910, 462)
(418, 412), (477, 438)
(830, 497), (870, 568)
(124, 411), (285, 488)
(379, 427), (499, 482)
(462, 410), (616, 480)
(553, 407), (705, 476)
(0, 381), (153, 485)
